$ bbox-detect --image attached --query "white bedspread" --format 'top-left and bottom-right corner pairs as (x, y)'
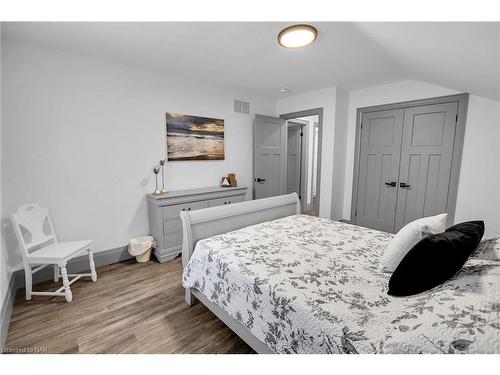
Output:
(182, 215), (500, 353)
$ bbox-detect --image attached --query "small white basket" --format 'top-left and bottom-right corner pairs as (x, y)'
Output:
(129, 236), (156, 263)
(135, 248), (152, 263)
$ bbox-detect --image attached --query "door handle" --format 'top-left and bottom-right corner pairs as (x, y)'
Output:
(399, 182), (411, 189)
(256, 178), (266, 183)
(385, 181), (396, 187)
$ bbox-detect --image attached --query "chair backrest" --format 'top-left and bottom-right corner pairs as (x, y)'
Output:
(11, 204), (57, 258)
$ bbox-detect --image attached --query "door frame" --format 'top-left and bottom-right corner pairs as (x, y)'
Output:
(286, 120), (308, 211)
(280, 108), (324, 216)
(350, 93), (469, 227)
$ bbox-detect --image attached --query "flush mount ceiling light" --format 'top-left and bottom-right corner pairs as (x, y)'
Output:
(278, 24), (318, 49)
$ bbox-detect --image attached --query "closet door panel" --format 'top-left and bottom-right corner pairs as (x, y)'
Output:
(355, 109), (404, 232)
(394, 102), (459, 231)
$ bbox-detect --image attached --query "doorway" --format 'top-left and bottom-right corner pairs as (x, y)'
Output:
(253, 108), (323, 216)
(281, 109), (323, 216)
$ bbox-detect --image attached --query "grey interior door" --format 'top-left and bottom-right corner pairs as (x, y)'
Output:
(286, 124), (302, 197)
(394, 102), (459, 231)
(254, 114), (287, 199)
(355, 109), (404, 232)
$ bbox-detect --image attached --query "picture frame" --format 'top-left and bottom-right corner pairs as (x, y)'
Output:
(166, 113), (225, 161)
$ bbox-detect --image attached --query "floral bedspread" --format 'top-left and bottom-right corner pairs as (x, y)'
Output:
(182, 215), (500, 354)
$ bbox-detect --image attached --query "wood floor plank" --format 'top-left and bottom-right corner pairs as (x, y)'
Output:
(5, 257), (254, 354)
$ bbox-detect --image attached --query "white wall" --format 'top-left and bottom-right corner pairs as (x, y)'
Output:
(454, 95), (500, 234)
(1, 40), (275, 270)
(0, 23), (11, 316)
(331, 87), (349, 220)
(276, 88), (337, 218)
(341, 80), (500, 234)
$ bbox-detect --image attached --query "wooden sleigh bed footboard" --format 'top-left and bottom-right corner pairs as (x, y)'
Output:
(179, 193), (301, 353)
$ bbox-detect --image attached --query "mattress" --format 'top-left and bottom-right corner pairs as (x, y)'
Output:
(182, 214), (500, 353)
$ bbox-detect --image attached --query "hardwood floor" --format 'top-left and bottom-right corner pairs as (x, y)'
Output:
(5, 257), (254, 354)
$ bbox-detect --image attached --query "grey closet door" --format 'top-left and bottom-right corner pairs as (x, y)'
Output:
(355, 109), (404, 232)
(254, 115), (287, 199)
(394, 102), (459, 231)
(286, 124), (302, 196)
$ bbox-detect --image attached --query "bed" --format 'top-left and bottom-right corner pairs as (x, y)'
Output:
(180, 193), (500, 354)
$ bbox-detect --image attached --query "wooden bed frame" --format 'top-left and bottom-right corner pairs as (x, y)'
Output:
(180, 193), (301, 354)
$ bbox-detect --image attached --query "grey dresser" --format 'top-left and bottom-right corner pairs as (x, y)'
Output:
(147, 186), (248, 263)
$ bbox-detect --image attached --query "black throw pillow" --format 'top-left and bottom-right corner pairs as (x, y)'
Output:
(388, 221), (484, 296)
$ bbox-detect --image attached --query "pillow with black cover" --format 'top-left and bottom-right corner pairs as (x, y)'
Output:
(388, 221), (484, 296)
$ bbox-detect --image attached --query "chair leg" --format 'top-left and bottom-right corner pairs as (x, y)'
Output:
(53, 264), (59, 282)
(60, 264), (73, 303)
(24, 265), (32, 301)
(89, 250), (97, 282)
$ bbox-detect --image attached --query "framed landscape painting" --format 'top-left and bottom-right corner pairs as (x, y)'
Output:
(166, 113), (225, 161)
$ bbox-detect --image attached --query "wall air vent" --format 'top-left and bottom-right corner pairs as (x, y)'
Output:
(234, 99), (250, 114)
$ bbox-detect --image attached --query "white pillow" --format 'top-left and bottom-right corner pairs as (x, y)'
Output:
(380, 213), (448, 273)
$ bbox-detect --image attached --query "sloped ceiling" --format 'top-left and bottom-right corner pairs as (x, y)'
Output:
(3, 22), (499, 99)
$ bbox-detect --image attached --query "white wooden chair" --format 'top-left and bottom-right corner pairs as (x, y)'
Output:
(11, 204), (97, 302)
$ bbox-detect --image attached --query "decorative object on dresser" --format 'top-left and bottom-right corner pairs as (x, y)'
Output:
(10, 203), (97, 303)
(159, 159), (167, 194)
(152, 165), (161, 195)
(228, 173), (237, 187)
(166, 113), (225, 161)
(220, 172), (237, 187)
(147, 186), (247, 263)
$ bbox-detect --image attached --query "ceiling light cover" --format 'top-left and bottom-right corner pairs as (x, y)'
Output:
(278, 24), (318, 48)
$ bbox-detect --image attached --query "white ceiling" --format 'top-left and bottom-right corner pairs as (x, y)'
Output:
(3, 22), (499, 99)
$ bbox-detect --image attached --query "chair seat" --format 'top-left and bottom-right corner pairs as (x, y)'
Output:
(28, 240), (92, 263)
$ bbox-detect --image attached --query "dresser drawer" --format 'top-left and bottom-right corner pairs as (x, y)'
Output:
(228, 195), (246, 204)
(162, 201), (208, 220)
(208, 197), (229, 207)
(208, 195), (246, 207)
(163, 218), (183, 249)
(164, 230), (183, 249)
(163, 218), (182, 235)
